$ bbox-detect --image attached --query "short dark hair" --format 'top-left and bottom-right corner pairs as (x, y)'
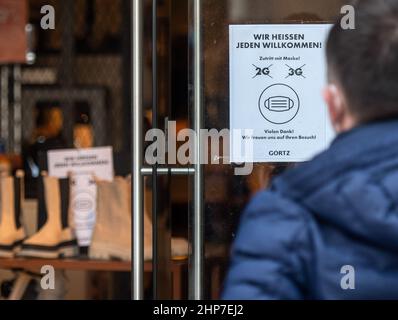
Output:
(326, 0), (398, 123)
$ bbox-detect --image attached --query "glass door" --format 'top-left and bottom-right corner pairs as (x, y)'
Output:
(132, 0), (345, 300)
(186, 0), (346, 300)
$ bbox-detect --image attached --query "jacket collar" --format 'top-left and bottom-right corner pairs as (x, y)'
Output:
(273, 118), (398, 200)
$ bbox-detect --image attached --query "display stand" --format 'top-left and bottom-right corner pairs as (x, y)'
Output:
(0, 258), (188, 299)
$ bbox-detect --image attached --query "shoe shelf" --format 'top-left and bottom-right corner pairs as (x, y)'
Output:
(0, 257), (188, 272)
(0, 257), (189, 299)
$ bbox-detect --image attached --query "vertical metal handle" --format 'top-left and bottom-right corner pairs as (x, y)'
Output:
(191, 0), (204, 300)
(152, 0), (159, 299)
(132, 0), (144, 300)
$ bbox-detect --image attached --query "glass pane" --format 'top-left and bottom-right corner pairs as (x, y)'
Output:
(0, 0), (132, 300)
(191, 0), (346, 299)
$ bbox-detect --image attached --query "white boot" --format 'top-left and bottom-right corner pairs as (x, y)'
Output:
(89, 176), (188, 261)
(0, 171), (26, 258)
(19, 175), (78, 259)
(89, 176), (138, 261)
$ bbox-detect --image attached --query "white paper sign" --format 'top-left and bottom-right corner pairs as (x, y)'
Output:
(48, 147), (114, 246)
(230, 24), (335, 163)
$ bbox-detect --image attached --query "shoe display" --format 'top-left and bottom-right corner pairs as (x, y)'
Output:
(89, 176), (188, 261)
(0, 171), (26, 258)
(19, 173), (78, 259)
(89, 176), (139, 261)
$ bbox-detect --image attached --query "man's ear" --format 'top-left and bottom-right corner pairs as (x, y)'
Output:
(323, 84), (346, 133)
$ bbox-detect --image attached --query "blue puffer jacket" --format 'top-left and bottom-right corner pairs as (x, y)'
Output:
(223, 119), (398, 300)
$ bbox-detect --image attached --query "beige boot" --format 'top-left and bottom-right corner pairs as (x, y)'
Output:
(19, 174), (78, 259)
(0, 171), (26, 258)
(144, 188), (188, 260)
(89, 177), (133, 260)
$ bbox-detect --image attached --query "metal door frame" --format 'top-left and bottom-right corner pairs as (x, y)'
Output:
(131, 0), (204, 300)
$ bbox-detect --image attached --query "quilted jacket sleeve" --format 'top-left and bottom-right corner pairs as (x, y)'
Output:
(222, 190), (313, 300)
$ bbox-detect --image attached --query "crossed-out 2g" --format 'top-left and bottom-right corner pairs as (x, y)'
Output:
(253, 64), (272, 78)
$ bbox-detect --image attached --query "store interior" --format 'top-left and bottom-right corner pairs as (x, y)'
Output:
(0, 0), (345, 300)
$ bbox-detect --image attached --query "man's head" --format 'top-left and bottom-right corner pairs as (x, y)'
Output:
(324, 0), (398, 133)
